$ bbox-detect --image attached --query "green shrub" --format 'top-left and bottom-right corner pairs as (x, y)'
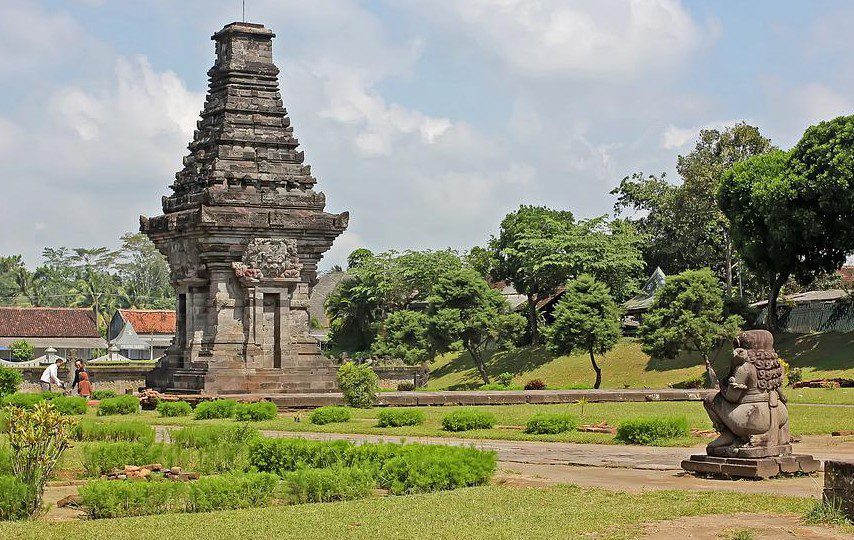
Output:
(788, 367), (803, 386)
(496, 372), (514, 387)
(9, 340), (33, 362)
(377, 408), (425, 427)
(0, 444), (11, 475)
(72, 419), (154, 443)
(187, 472), (278, 513)
(0, 475), (31, 521)
(378, 444), (496, 495)
(337, 362), (378, 408)
(0, 367), (22, 398)
(524, 413), (578, 434)
(156, 401), (192, 418)
(1, 393), (46, 409)
(309, 406), (352, 425)
(193, 399), (238, 420)
(616, 417), (690, 445)
(50, 396), (88, 416)
(91, 390), (118, 400)
(524, 379), (546, 390)
(250, 438), (354, 473)
(169, 424), (260, 449)
(441, 410), (496, 432)
(96, 395), (140, 416)
(78, 479), (187, 519)
(81, 442), (166, 476)
(284, 466), (374, 503)
(233, 401), (277, 422)
(396, 382), (416, 391)
(166, 442), (250, 475)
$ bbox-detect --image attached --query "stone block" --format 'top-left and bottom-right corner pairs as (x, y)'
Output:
(682, 453), (820, 479)
(824, 460), (854, 521)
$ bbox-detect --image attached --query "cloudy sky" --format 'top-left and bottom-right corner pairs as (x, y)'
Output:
(1, 0), (852, 269)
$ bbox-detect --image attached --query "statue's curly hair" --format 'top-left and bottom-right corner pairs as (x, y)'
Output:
(745, 349), (784, 390)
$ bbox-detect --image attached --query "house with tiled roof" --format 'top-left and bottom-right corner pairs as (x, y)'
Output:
(107, 309), (176, 361)
(0, 307), (107, 363)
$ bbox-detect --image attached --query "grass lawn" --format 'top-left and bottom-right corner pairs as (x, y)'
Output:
(90, 399), (852, 446)
(426, 334), (854, 391)
(0, 485), (825, 540)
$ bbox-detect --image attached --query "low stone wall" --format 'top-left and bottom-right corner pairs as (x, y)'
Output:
(372, 365), (429, 389)
(15, 364), (156, 395)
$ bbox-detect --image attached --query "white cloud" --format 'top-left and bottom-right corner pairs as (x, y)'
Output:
(661, 119), (745, 150)
(0, 3), (86, 72)
(403, 0), (708, 76)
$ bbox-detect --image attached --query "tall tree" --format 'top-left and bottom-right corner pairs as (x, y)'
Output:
(613, 123), (773, 293)
(544, 274), (621, 389)
(638, 269), (743, 388)
(115, 233), (174, 309)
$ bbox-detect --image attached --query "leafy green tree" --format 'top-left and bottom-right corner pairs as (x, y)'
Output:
(544, 275), (621, 389)
(0, 256), (26, 306)
(613, 123), (773, 293)
(372, 310), (432, 364)
(115, 233), (174, 309)
(465, 245), (496, 280)
(639, 269), (743, 388)
(10, 340), (34, 362)
(427, 268), (525, 384)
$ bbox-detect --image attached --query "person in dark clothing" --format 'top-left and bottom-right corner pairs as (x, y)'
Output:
(71, 360), (88, 394)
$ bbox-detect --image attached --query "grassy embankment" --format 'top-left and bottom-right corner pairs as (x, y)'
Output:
(425, 333), (854, 391)
(0, 485), (829, 540)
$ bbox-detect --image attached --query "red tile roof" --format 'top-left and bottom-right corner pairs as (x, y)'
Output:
(838, 266), (854, 285)
(119, 309), (176, 335)
(0, 307), (101, 338)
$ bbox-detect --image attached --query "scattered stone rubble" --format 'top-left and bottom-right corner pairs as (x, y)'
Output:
(105, 464), (200, 482)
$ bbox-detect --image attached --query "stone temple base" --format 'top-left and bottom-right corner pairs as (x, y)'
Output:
(681, 454), (821, 479)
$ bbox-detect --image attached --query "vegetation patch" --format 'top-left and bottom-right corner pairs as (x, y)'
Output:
(0, 475), (30, 521)
(73, 419), (154, 444)
(309, 406), (352, 425)
(193, 399), (238, 420)
(50, 396), (88, 416)
(169, 424), (260, 449)
(283, 466), (375, 503)
(616, 417), (690, 445)
(91, 390), (118, 400)
(82, 442), (166, 477)
(233, 401), (278, 422)
(376, 408), (425, 427)
(524, 413), (577, 434)
(0, 368), (22, 398)
(156, 401), (192, 418)
(337, 362), (379, 409)
(96, 395), (141, 416)
(441, 410), (496, 432)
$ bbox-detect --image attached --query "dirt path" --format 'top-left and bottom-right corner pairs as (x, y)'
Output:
(635, 513), (853, 539)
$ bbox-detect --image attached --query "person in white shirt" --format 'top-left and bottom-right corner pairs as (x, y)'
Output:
(40, 358), (66, 392)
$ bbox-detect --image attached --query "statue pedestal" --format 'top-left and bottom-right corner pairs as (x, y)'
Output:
(681, 453), (820, 479)
(708, 444), (792, 459)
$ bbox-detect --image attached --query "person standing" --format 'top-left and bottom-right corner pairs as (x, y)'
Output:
(77, 371), (93, 399)
(71, 360), (88, 395)
(39, 358), (66, 392)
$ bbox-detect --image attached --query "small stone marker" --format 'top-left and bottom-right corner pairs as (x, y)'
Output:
(824, 460), (854, 521)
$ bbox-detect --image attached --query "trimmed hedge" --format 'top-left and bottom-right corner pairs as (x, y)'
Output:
(615, 417), (690, 445)
(376, 408), (425, 428)
(73, 419), (154, 443)
(91, 390), (118, 400)
(0, 475), (31, 521)
(233, 401), (277, 422)
(1, 392), (49, 409)
(96, 395), (140, 416)
(51, 396), (88, 416)
(524, 413), (578, 435)
(284, 466), (374, 503)
(169, 424), (260, 449)
(156, 401), (193, 418)
(441, 410), (496, 432)
(82, 442), (166, 476)
(193, 399), (238, 420)
(78, 473), (279, 519)
(309, 406), (352, 425)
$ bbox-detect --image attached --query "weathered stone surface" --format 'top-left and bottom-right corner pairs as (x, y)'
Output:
(824, 460), (854, 520)
(681, 454), (820, 479)
(142, 22), (347, 394)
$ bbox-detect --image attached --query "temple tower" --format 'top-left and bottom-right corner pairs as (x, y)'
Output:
(141, 22), (348, 394)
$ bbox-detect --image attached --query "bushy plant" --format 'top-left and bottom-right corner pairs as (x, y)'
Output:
(441, 410), (496, 432)
(284, 466), (374, 503)
(0, 475), (31, 521)
(7, 402), (75, 516)
(9, 340), (33, 362)
(396, 382), (416, 392)
(0, 367), (22, 398)
(250, 438), (353, 473)
(72, 419), (154, 443)
(169, 424), (260, 449)
(378, 444), (496, 495)
(81, 442), (166, 476)
(91, 390), (118, 400)
(615, 417), (690, 445)
(337, 362), (379, 408)
(193, 399), (238, 420)
(78, 479), (187, 519)
(187, 472), (278, 513)
(166, 442), (250, 475)
(496, 372), (514, 387)
(309, 406), (352, 425)
(156, 400), (193, 418)
(524, 413), (578, 434)
(1, 393), (46, 410)
(96, 395), (140, 416)
(376, 408), (425, 427)
(788, 367), (803, 386)
(233, 401), (277, 422)
(0, 443), (11, 475)
(50, 396), (88, 416)
(524, 379), (546, 390)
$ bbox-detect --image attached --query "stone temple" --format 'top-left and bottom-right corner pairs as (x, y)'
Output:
(141, 22), (348, 394)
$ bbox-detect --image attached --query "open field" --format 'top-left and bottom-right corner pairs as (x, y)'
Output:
(0, 484), (836, 540)
(426, 334), (854, 391)
(89, 399), (853, 446)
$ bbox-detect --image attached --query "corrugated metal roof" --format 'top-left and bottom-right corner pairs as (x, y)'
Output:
(622, 267), (666, 312)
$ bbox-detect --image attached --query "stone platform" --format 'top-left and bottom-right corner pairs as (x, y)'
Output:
(681, 453), (821, 479)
